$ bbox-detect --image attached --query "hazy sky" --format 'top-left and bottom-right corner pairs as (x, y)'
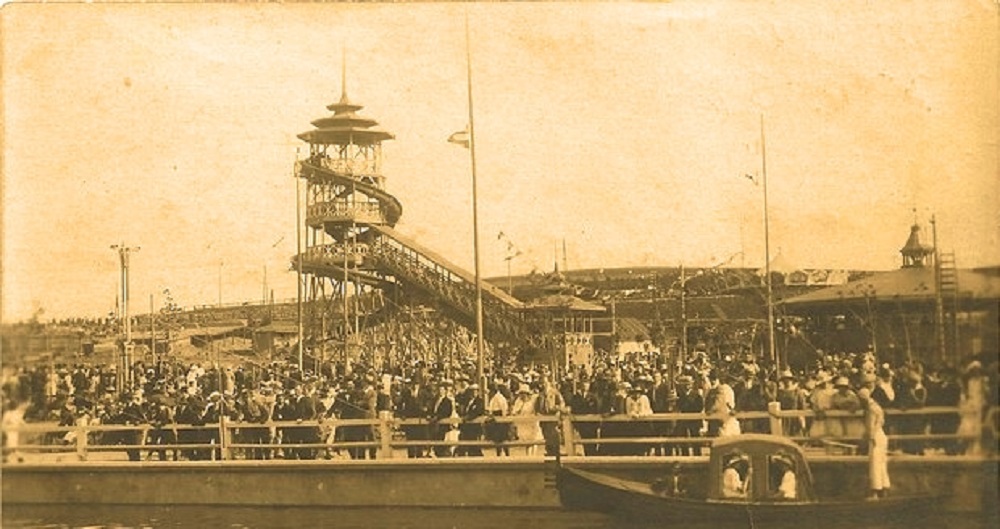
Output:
(2, 1), (998, 322)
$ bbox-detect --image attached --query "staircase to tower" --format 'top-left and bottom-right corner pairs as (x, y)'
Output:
(290, 80), (536, 360)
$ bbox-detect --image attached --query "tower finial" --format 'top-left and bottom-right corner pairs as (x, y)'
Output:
(341, 44), (347, 99)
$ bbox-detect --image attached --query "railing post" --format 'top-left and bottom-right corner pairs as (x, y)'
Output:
(378, 412), (393, 459)
(560, 413), (576, 456)
(768, 401), (783, 436)
(75, 423), (88, 461)
(988, 407), (999, 456)
(219, 418), (231, 461)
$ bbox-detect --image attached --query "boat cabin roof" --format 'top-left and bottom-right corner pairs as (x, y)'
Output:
(708, 434), (816, 502)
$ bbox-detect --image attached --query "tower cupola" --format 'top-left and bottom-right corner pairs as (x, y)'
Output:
(900, 222), (934, 268)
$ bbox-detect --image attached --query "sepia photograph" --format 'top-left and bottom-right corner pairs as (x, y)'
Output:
(1, 1), (997, 527)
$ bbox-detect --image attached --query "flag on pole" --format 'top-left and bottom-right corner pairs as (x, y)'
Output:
(744, 173), (758, 185)
(448, 126), (470, 148)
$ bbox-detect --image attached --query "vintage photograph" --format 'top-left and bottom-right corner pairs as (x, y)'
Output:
(2, 1), (997, 527)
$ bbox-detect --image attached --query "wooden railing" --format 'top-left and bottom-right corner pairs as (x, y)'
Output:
(306, 201), (385, 226)
(3, 405), (995, 463)
(371, 240), (527, 342)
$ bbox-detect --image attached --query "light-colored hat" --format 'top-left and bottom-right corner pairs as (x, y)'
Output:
(833, 376), (850, 388)
(517, 383), (532, 395)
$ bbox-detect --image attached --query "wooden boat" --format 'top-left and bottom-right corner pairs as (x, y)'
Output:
(557, 434), (938, 525)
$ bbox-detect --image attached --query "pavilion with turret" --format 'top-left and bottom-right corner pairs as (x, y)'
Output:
(780, 222), (999, 367)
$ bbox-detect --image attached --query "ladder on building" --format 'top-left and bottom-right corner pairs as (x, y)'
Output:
(935, 251), (959, 362)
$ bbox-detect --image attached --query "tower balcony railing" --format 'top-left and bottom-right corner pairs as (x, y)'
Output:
(313, 156), (380, 179)
(306, 201), (386, 227)
(301, 243), (371, 268)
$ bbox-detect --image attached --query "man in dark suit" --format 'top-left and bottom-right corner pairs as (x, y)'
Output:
(397, 379), (427, 458)
(457, 384), (485, 456)
(673, 375), (704, 456)
(430, 380), (455, 457)
(293, 385), (320, 460)
(569, 379), (601, 456)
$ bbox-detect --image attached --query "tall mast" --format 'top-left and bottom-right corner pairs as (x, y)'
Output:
(465, 11), (486, 389)
(296, 157), (304, 372)
(761, 114), (777, 369)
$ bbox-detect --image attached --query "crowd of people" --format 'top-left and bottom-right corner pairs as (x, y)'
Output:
(1, 345), (996, 462)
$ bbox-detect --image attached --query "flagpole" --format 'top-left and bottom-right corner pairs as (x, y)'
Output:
(465, 12), (487, 391)
(761, 114), (777, 370)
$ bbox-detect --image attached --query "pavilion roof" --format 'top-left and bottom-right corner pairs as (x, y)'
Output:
(526, 294), (607, 312)
(781, 267), (1000, 307)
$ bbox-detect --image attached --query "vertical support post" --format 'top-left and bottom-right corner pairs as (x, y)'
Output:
(378, 412), (393, 459)
(761, 115), (777, 370)
(219, 415), (231, 461)
(458, 10), (487, 392)
(150, 294), (156, 362)
(296, 164), (304, 373)
(75, 423), (88, 461)
(112, 243), (139, 392)
(560, 412), (576, 457)
(768, 401), (783, 436)
(931, 215), (946, 365)
(680, 264), (688, 366)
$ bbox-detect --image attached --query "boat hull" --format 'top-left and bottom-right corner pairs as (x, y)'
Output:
(557, 467), (937, 526)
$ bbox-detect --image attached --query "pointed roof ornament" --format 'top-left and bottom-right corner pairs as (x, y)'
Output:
(299, 49), (394, 145)
(327, 46), (363, 113)
(900, 221), (933, 268)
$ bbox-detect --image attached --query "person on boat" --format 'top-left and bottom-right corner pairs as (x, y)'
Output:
(859, 387), (891, 499)
(770, 454), (797, 500)
(721, 454), (749, 498)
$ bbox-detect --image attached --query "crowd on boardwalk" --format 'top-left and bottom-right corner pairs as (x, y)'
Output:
(2, 346), (997, 462)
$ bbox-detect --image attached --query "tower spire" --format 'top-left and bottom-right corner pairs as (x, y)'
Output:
(341, 45), (347, 100)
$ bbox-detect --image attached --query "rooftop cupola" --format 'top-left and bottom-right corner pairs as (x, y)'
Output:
(900, 222), (934, 268)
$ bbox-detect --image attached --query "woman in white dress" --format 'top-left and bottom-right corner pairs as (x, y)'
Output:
(859, 388), (890, 499)
(957, 361), (986, 456)
(510, 384), (543, 456)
